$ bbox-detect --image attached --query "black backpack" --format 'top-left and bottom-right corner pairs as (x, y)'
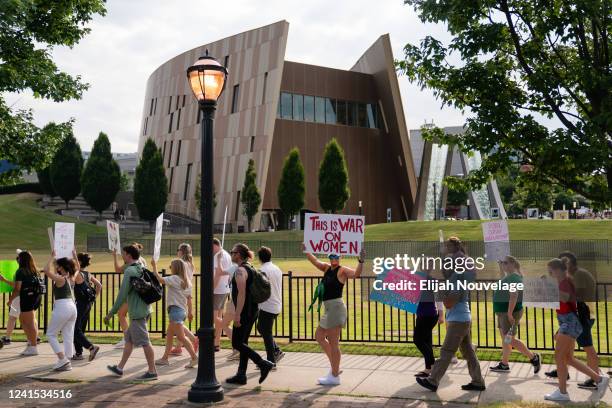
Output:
(130, 266), (162, 304)
(77, 271), (97, 303)
(242, 262), (271, 304)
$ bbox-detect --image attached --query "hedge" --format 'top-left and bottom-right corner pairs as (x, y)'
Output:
(0, 183), (42, 195)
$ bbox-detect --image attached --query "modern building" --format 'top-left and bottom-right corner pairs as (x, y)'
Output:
(138, 20), (417, 230)
(82, 152), (138, 190)
(410, 125), (506, 220)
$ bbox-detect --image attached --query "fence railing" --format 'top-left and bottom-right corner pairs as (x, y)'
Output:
(1, 273), (610, 355)
(86, 237), (612, 262)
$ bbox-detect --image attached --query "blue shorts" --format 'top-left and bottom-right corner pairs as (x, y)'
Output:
(168, 305), (186, 323)
(576, 318), (595, 348)
(557, 313), (583, 339)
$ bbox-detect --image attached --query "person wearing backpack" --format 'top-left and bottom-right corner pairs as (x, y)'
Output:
(104, 244), (157, 381)
(7, 250), (43, 356)
(150, 258), (197, 369)
(256, 246), (284, 369)
(72, 253), (102, 362)
(43, 252), (79, 371)
(225, 243), (274, 385)
(304, 244), (366, 386)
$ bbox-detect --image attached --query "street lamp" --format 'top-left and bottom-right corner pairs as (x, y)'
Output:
(433, 182), (437, 221)
(466, 198), (471, 220)
(186, 51), (227, 404)
(358, 200), (362, 216)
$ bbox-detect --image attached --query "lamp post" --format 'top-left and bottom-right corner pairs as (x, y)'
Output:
(186, 51), (227, 404)
(573, 201), (577, 219)
(466, 198), (471, 220)
(358, 200), (362, 216)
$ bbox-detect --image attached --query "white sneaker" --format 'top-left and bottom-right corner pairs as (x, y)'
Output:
(114, 339), (125, 349)
(317, 373), (340, 386)
(53, 358), (70, 371)
(596, 375), (610, 400)
(451, 356), (459, 364)
(544, 389), (570, 402)
(21, 346), (38, 356)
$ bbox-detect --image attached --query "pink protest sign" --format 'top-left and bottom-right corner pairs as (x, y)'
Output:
(382, 268), (423, 303)
(482, 221), (509, 242)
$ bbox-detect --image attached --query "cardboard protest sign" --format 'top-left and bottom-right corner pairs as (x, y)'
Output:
(153, 213), (164, 262)
(303, 213), (364, 256)
(482, 220), (510, 261)
(0, 260), (18, 293)
(369, 268), (422, 314)
(107, 221), (121, 254)
(553, 210), (569, 220)
(523, 277), (560, 309)
(54, 222), (74, 259)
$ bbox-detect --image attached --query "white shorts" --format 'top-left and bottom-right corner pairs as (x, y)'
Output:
(9, 296), (20, 318)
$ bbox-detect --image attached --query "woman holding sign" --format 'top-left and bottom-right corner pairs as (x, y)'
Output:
(304, 244), (365, 386)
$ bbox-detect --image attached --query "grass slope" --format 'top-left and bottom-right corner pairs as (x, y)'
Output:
(0, 193), (104, 251)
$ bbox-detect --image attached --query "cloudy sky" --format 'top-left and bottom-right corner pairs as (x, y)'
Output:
(5, 0), (465, 153)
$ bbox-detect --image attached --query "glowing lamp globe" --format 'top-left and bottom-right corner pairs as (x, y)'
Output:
(187, 52), (228, 104)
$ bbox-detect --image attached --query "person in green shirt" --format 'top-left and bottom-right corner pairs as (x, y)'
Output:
(104, 244), (157, 381)
(490, 256), (541, 374)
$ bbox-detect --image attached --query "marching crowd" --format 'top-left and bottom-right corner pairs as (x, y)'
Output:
(0, 236), (609, 402)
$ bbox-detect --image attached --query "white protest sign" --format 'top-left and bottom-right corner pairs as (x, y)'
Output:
(153, 213), (164, 261)
(303, 213), (364, 256)
(54, 222), (74, 259)
(47, 227), (54, 250)
(107, 221), (121, 254)
(523, 277), (560, 309)
(482, 220), (510, 261)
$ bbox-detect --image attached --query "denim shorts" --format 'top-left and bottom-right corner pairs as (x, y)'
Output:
(168, 305), (186, 323)
(557, 312), (583, 339)
(576, 318), (595, 347)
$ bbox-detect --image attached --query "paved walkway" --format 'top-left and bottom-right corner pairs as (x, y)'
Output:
(0, 342), (610, 406)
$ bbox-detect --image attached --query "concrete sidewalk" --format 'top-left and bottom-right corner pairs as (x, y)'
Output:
(0, 342), (610, 406)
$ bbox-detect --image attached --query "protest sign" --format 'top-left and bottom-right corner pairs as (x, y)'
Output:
(153, 213), (164, 261)
(303, 213), (364, 256)
(47, 227), (54, 250)
(482, 220), (510, 261)
(0, 260), (18, 293)
(369, 267), (422, 313)
(107, 221), (121, 254)
(553, 210), (569, 220)
(54, 222), (74, 259)
(523, 277), (560, 309)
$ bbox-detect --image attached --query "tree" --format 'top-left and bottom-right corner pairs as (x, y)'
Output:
(318, 138), (350, 213)
(444, 176), (469, 207)
(241, 159), (261, 232)
(134, 138), (168, 222)
(398, 0), (611, 205)
(277, 148), (305, 229)
(37, 166), (55, 197)
(0, 2), (106, 177)
(81, 132), (121, 218)
(50, 133), (83, 208)
(119, 173), (130, 192)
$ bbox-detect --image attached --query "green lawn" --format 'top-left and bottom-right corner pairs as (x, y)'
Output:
(165, 219), (612, 242)
(0, 193), (104, 252)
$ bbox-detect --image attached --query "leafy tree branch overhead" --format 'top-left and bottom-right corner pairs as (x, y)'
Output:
(0, 1), (106, 174)
(396, 0), (611, 205)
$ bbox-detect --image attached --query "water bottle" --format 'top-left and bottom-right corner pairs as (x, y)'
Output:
(504, 324), (515, 345)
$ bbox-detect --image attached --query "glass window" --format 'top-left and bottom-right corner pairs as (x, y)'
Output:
(347, 102), (357, 126)
(183, 163), (192, 201)
(231, 84), (240, 113)
(304, 95), (314, 122)
(292, 94), (304, 121)
(281, 92), (292, 119)
(315, 97), (325, 123)
(336, 100), (347, 125)
(168, 112), (174, 133)
(325, 98), (336, 124)
(367, 103), (377, 128)
(358, 103), (368, 127)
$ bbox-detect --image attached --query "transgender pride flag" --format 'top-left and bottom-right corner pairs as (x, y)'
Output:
(369, 267), (423, 313)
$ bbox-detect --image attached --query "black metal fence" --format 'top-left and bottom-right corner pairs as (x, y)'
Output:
(86, 236), (611, 261)
(1, 272), (610, 355)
